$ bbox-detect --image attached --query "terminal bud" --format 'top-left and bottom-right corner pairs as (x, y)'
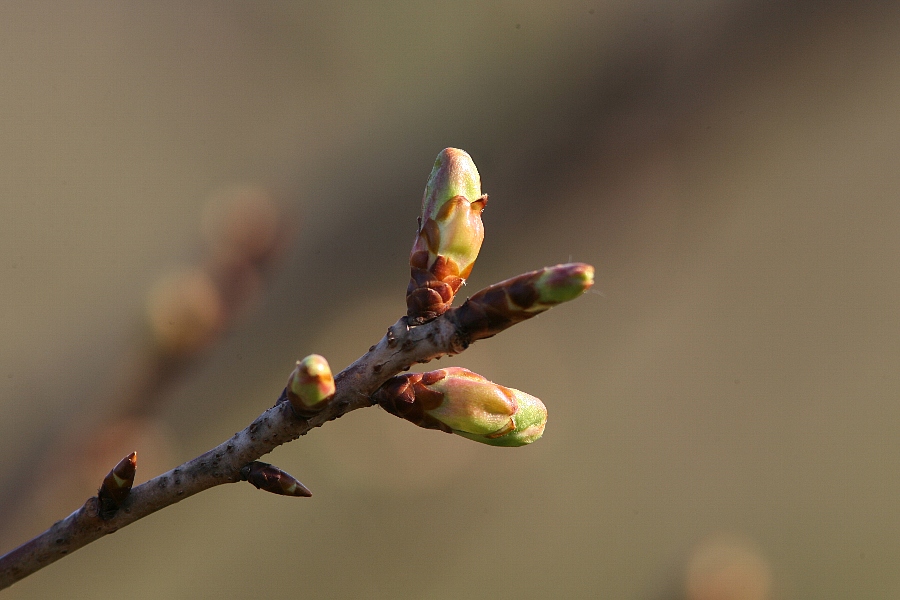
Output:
(407, 148), (488, 324)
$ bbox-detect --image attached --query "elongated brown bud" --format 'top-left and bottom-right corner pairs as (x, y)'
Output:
(452, 263), (594, 342)
(97, 451), (137, 520)
(374, 367), (547, 447)
(240, 461), (312, 497)
(407, 148), (488, 324)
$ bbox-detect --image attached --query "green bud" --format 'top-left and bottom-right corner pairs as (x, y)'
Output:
(286, 354), (335, 417)
(374, 367), (547, 447)
(453, 262), (594, 342)
(421, 148), (483, 221)
(407, 148), (488, 324)
(533, 262), (595, 307)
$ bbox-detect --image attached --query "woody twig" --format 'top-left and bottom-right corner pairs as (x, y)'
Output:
(0, 149), (593, 590)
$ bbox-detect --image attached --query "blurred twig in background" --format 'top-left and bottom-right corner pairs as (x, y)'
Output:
(0, 145), (595, 586)
(0, 187), (290, 548)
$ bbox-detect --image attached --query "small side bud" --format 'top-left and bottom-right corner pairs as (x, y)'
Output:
(286, 354), (335, 417)
(374, 367), (547, 447)
(407, 148), (488, 324)
(240, 461), (312, 497)
(98, 451), (137, 520)
(453, 262), (594, 342)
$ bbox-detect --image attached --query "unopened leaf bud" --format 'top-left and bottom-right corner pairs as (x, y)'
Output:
(453, 262), (594, 342)
(374, 367), (547, 447)
(407, 148), (488, 324)
(532, 262), (595, 306)
(286, 354), (335, 417)
(98, 451), (137, 520)
(240, 461), (312, 497)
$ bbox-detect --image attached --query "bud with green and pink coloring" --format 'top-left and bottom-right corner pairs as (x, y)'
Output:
(286, 354), (335, 417)
(453, 262), (594, 343)
(407, 148), (488, 324)
(374, 367), (547, 447)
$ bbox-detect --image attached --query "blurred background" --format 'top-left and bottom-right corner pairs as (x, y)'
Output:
(2, 1), (899, 598)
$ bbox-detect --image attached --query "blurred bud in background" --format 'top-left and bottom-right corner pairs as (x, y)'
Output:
(148, 185), (284, 357)
(200, 185), (285, 318)
(0, 184), (291, 548)
(684, 535), (773, 600)
(147, 268), (225, 356)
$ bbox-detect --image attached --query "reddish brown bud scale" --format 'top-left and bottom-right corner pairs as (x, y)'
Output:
(97, 452), (137, 520)
(412, 379), (445, 411)
(373, 373), (453, 433)
(421, 370), (447, 386)
(240, 462), (312, 497)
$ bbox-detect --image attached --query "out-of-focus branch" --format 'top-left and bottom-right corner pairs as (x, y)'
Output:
(0, 262), (593, 589)
(0, 187), (290, 545)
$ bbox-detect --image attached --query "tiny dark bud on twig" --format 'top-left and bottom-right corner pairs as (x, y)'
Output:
(240, 461), (312, 497)
(97, 452), (137, 520)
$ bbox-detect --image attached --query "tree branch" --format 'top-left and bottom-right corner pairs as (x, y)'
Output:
(0, 259), (593, 590)
(0, 189), (288, 545)
(0, 144), (593, 592)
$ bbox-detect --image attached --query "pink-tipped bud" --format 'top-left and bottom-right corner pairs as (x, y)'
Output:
(374, 367), (547, 447)
(97, 451), (137, 520)
(286, 354), (336, 417)
(453, 262), (594, 342)
(407, 148), (488, 324)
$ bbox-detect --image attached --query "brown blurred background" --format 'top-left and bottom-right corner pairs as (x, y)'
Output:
(2, 1), (900, 598)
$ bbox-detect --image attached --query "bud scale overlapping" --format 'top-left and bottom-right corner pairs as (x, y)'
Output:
(374, 367), (547, 447)
(407, 148), (488, 324)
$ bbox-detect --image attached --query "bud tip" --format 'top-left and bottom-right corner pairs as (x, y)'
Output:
(98, 451), (138, 520)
